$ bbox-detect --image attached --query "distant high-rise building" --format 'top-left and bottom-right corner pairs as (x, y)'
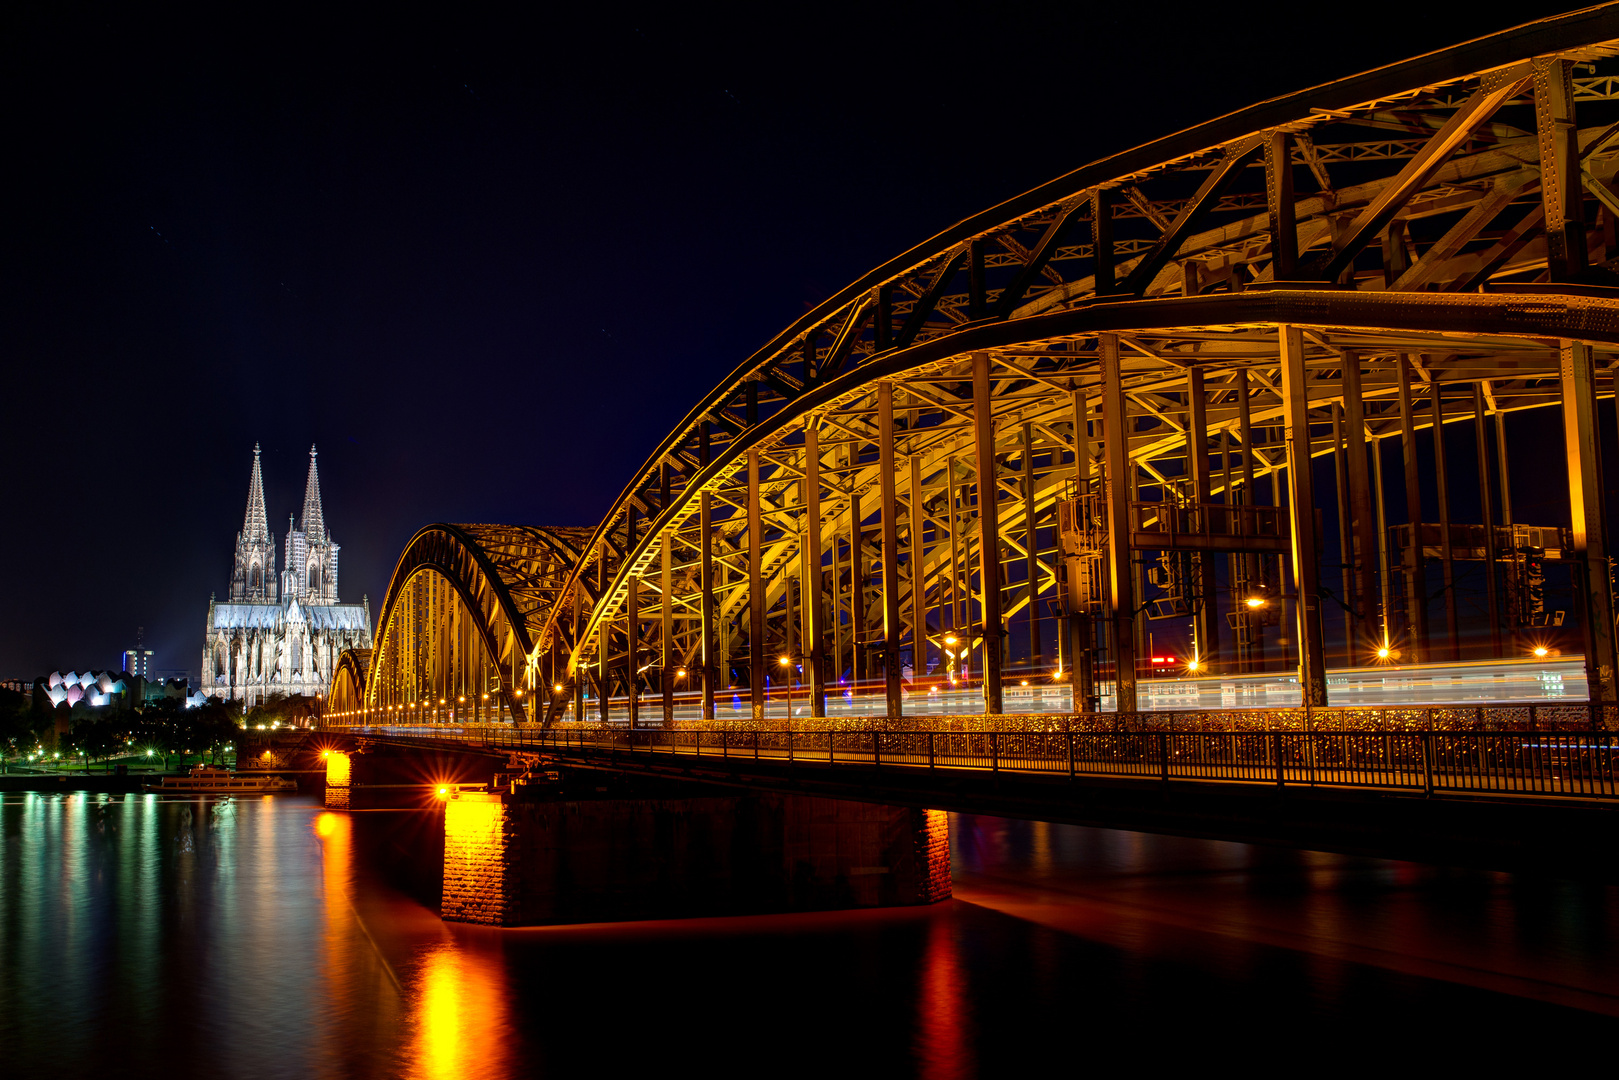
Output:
(123, 626), (153, 678)
(202, 445), (372, 706)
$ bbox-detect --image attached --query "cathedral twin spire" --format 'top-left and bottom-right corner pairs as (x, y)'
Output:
(301, 445), (326, 544)
(242, 443), (271, 543)
(231, 444), (337, 605)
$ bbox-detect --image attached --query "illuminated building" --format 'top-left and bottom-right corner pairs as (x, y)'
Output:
(203, 444), (372, 706)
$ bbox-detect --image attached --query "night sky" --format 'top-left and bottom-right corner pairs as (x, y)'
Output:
(1, 3), (1581, 679)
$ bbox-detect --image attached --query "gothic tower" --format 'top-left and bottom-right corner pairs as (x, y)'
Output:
(282, 445), (339, 604)
(229, 444), (278, 603)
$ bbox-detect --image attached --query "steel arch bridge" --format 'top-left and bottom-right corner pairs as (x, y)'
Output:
(334, 8), (1619, 728)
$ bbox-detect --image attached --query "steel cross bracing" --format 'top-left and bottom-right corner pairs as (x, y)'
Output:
(337, 9), (1619, 727)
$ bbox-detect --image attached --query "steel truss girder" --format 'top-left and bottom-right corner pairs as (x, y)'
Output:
(364, 523), (592, 722)
(347, 13), (1619, 722)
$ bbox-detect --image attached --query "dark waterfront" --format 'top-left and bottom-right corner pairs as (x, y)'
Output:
(2, 792), (1616, 1079)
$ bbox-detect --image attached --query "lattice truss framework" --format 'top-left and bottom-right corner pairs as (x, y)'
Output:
(356, 524), (592, 722)
(338, 10), (1619, 722)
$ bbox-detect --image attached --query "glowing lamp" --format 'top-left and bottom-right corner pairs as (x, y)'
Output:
(436, 787), (449, 799)
(1377, 647), (1390, 659)
(1534, 646), (1549, 657)
(1245, 596), (1265, 609)
(779, 656), (792, 667)
(1187, 659), (1201, 672)
(676, 669), (686, 678)
(553, 683), (564, 693)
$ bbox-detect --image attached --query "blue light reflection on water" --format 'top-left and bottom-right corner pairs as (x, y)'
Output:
(2, 792), (1616, 1079)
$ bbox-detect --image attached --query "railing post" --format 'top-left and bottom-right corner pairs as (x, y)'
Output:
(928, 731), (935, 769)
(787, 727), (794, 764)
(1067, 730), (1075, 778)
(991, 731), (998, 773)
(873, 728), (880, 768)
(1422, 731), (1435, 797)
(828, 730), (834, 765)
(722, 728), (728, 759)
(1274, 732), (1284, 787)
(1160, 731), (1170, 782)
(754, 728), (759, 761)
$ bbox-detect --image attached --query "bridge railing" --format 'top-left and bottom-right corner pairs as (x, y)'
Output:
(336, 723), (1619, 800)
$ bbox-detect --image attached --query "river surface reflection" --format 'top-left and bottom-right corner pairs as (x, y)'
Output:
(2, 791), (1615, 1078)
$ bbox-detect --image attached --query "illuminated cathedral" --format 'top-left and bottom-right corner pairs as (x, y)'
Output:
(203, 445), (372, 706)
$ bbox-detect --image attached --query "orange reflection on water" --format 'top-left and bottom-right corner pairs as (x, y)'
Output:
(406, 943), (511, 1080)
(915, 912), (973, 1080)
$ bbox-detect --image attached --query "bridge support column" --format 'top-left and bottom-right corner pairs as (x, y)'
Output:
(440, 786), (950, 927)
(972, 352), (1003, 713)
(1187, 367), (1218, 670)
(1343, 355), (1374, 664)
(878, 381), (904, 717)
(1069, 388), (1095, 712)
(804, 426), (827, 716)
(1280, 325), (1328, 708)
(748, 450), (765, 721)
(1474, 385), (1503, 658)
(1397, 355), (1429, 662)
(1100, 334), (1138, 712)
(1431, 384), (1459, 661)
(700, 423), (717, 721)
(1559, 340), (1619, 708)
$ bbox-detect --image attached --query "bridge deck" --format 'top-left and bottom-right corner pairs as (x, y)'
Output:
(339, 724), (1619, 803)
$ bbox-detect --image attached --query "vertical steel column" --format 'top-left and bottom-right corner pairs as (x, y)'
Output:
(661, 534), (674, 725)
(947, 456), (960, 635)
(598, 540), (610, 725)
(1265, 131), (1297, 280)
(1559, 340), (1618, 704)
(1342, 354), (1374, 663)
(1430, 385), (1459, 661)
(1235, 368), (1257, 671)
(1397, 355), (1429, 661)
(571, 584), (583, 723)
(848, 440), (864, 688)
(699, 424), (716, 721)
(1071, 388), (1095, 710)
(1332, 403), (1354, 661)
(1495, 404), (1518, 652)
(1101, 334), (1138, 712)
(1279, 325), (1328, 707)
(1092, 189), (1115, 295)
(748, 449), (765, 720)
(804, 425), (826, 716)
(972, 352), (1004, 714)
(878, 382), (904, 718)
(909, 453), (924, 687)
(1374, 437), (1392, 648)
(1022, 421), (1041, 672)
(626, 509), (640, 730)
(1535, 57), (1588, 283)
(1187, 367), (1216, 667)
(1474, 385), (1502, 657)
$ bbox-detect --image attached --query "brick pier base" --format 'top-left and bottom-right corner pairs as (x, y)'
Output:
(441, 792), (951, 926)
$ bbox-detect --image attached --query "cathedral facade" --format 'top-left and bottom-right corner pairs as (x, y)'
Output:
(203, 445), (372, 706)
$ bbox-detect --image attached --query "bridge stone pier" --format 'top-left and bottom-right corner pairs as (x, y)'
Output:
(323, 740), (950, 925)
(443, 785), (949, 926)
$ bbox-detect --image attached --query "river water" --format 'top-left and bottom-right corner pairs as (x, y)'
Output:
(2, 791), (1615, 1078)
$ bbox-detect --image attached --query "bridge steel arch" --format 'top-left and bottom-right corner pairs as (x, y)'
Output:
(526, 8), (1619, 727)
(329, 648), (372, 713)
(341, 523), (594, 725)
